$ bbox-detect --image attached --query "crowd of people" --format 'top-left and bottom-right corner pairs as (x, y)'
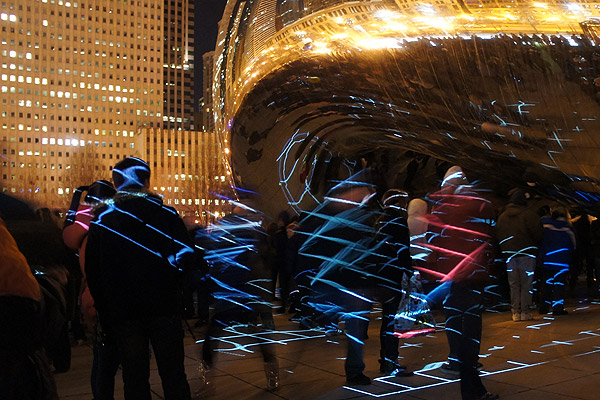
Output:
(2, 157), (599, 400)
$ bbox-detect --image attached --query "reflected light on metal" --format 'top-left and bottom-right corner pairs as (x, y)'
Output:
(214, 0), (600, 212)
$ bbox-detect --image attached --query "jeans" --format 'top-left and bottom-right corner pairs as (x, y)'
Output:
(541, 268), (569, 312)
(379, 294), (401, 364)
(341, 289), (372, 378)
(443, 281), (487, 400)
(507, 256), (536, 314)
(108, 315), (190, 400)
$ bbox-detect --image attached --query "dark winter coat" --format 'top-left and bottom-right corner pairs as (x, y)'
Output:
(85, 191), (194, 324)
(373, 206), (413, 289)
(539, 217), (576, 271)
(496, 203), (543, 260)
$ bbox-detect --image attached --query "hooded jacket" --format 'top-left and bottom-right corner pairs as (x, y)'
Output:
(85, 191), (194, 324)
(496, 203), (543, 259)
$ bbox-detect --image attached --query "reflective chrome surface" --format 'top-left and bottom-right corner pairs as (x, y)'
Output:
(214, 0), (600, 212)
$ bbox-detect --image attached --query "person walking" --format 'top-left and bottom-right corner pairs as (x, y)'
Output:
(85, 157), (195, 400)
(496, 189), (543, 321)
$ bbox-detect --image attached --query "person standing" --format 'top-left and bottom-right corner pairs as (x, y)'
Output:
(85, 158), (195, 400)
(538, 207), (576, 315)
(496, 189), (543, 321)
(421, 166), (498, 400)
(63, 181), (119, 400)
(373, 189), (414, 377)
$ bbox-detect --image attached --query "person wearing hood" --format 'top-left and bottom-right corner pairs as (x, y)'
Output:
(85, 157), (195, 400)
(420, 166), (498, 400)
(496, 189), (544, 322)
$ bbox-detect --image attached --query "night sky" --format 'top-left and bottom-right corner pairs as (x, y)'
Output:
(194, 0), (228, 104)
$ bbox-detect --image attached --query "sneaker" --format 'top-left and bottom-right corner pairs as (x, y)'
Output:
(520, 312), (533, 321)
(512, 313), (520, 322)
(346, 373), (371, 385)
(538, 307), (549, 315)
(264, 361), (280, 391)
(553, 309), (569, 315)
(440, 362), (460, 376)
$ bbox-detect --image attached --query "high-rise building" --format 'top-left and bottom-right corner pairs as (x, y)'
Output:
(247, 0), (278, 59)
(276, 0), (304, 30)
(142, 127), (231, 224)
(162, 0), (195, 131)
(202, 51), (215, 132)
(1, 0), (163, 209)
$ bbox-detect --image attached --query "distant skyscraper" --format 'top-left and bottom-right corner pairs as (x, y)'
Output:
(276, 0), (304, 30)
(162, 0), (195, 131)
(142, 127), (231, 224)
(304, 0), (353, 14)
(0, 0), (163, 208)
(202, 51), (215, 132)
(249, 0), (278, 58)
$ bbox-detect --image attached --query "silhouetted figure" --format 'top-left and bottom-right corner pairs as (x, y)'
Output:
(496, 189), (543, 321)
(0, 214), (58, 400)
(196, 192), (280, 392)
(86, 158), (194, 400)
(63, 180), (119, 400)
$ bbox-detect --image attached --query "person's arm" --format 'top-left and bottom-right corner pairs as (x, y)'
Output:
(62, 206), (93, 250)
(168, 214), (196, 272)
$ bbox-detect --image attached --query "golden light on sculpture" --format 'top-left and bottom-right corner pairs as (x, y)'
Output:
(212, 0), (600, 213)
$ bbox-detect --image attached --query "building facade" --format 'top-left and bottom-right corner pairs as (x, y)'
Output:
(162, 0), (195, 131)
(202, 50), (215, 132)
(1, 0), (163, 209)
(142, 127), (232, 224)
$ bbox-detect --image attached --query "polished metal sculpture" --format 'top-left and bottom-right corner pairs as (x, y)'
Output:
(214, 0), (600, 213)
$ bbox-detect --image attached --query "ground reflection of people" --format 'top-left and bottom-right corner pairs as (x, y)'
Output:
(195, 189), (280, 392)
(85, 158), (195, 400)
(419, 166), (499, 400)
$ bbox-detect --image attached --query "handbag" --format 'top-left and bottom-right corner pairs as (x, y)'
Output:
(394, 271), (436, 338)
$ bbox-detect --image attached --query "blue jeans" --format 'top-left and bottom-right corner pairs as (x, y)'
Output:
(341, 289), (372, 378)
(443, 281), (487, 400)
(541, 268), (569, 312)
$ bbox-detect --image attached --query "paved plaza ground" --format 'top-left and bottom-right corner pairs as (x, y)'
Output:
(55, 289), (600, 400)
